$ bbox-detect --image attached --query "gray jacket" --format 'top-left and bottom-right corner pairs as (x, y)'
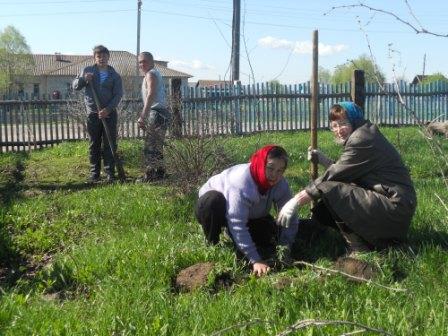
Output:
(306, 120), (416, 244)
(72, 65), (123, 114)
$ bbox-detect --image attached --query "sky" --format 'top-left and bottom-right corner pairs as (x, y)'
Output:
(1, 0), (447, 84)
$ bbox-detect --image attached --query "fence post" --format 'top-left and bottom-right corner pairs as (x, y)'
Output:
(351, 70), (365, 110)
(170, 78), (182, 138)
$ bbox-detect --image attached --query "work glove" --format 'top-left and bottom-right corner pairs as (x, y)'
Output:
(307, 147), (333, 168)
(277, 197), (299, 228)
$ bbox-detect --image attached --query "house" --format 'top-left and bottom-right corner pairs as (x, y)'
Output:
(192, 80), (235, 98)
(16, 51), (191, 98)
(411, 74), (448, 85)
(195, 80), (232, 88)
(411, 75), (429, 85)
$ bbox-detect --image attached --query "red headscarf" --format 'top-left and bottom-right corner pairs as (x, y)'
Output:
(249, 145), (275, 195)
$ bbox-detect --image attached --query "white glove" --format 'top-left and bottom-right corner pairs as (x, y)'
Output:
(307, 147), (333, 168)
(277, 197), (299, 228)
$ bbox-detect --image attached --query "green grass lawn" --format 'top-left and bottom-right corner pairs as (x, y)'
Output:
(0, 127), (447, 335)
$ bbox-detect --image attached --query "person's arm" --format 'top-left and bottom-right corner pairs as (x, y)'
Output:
(306, 136), (378, 199)
(277, 189), (312, 228)
(138, 71), (156, 128)
(226, 192), (261, 263)
(307, 147), (334, 169)
(72, 68), (89, 91)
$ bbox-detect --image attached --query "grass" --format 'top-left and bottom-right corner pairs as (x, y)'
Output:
(0, 127), (447, 335)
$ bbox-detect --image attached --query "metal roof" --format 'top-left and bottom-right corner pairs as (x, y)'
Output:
(32, 51), (191, 78)
(196, 80), (232, 88)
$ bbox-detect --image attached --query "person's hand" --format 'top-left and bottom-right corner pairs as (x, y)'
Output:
(307, 147), (332, 168)
(252, 262), (270, 277)
(98, 108), (109, 119)
(137, 116), (146, 130)
(84, 72), (94, 83)
(277, 197), (299, 228)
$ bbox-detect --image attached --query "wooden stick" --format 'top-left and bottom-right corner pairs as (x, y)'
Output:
(276, 318), (392, 336)
(210, 318), (269, 336)
(293, 261), (406, 292)
(310, 29), (319, 180)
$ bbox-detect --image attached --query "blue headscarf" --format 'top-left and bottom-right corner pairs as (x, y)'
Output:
(338, 101), (364, 125)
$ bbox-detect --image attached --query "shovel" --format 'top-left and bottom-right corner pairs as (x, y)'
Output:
(88, 81), (126, 182)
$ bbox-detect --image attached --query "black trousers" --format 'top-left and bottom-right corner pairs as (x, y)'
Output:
(87, 111), (117, 177)
(195, 190), (277, 260)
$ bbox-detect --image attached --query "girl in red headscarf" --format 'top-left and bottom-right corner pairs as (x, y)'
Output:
(195, 145), (298, 276)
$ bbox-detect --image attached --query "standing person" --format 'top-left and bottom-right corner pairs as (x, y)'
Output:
(73, 45), (123, 183)
(195, 145), (299, 277)
(278, 102), (417, 254)
(137, 52), (170, 182)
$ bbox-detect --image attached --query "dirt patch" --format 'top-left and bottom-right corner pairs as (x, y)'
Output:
(334, 257), (379, 281)
(273, 276), (294, 290)
(175, 262), (215, 292)
(0, 253), (53, 288)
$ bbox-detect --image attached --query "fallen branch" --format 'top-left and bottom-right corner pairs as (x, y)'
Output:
(209, 318), (270, 336)
(276, 318), (392, 336)
(293, 261), (406, 292)
(435, 193), (448, 213)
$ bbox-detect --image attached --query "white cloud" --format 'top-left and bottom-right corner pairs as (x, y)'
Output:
(170, 59), (215, 70)
(258, 36), (348, 56)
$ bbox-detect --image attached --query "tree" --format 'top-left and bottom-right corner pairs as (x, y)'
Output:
(318, 66), (332, 84)
(0, 25), (34, 95)
(332, 54), (385, 84)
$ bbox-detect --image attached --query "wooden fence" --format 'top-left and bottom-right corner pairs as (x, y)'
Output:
(181, 80), (448, 135)
(1, 80), (447, 153)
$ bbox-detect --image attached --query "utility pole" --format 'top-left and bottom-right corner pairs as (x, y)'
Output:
(136, 0), (142, 76)
(422, 53), (426, 76)
(231, 0), (240, 82)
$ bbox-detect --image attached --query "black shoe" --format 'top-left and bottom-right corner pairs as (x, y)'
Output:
(87, 175), (100, 184)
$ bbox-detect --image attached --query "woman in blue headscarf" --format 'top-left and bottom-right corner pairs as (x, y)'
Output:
(277, 102), (417, 254)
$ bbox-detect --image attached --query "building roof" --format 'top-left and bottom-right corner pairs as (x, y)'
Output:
(196, 80), (232, 88)
(411, 75), (428, 85)
(32, 51), (191, 78)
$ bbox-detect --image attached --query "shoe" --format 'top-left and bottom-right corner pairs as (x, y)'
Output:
(336, 221), (372, 255)
(342, 232), (372, 255)
(87, 175), (100, 184)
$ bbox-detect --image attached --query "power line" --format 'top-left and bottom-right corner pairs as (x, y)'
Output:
(0, 5), (440, 34)
(0, 0), (125, 4)
(0, 8), (133, 17)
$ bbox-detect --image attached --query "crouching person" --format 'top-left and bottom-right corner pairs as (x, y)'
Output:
(278, 102), (417, 255)
(195, 145), (299, 277)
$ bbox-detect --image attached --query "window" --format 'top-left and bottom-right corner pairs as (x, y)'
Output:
(33, 83), (40, 97)
(17, 83), (24, 98)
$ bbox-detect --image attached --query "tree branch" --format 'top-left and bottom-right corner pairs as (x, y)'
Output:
(325, 2), (448, 37)
(276, 318), (393, 336)
(293, 261), (407, 292)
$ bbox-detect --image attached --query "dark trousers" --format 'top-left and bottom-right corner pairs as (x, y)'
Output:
(311, 200), (375, 250)
(87, 111), (117, 177)
(195, 190), (277, 260)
